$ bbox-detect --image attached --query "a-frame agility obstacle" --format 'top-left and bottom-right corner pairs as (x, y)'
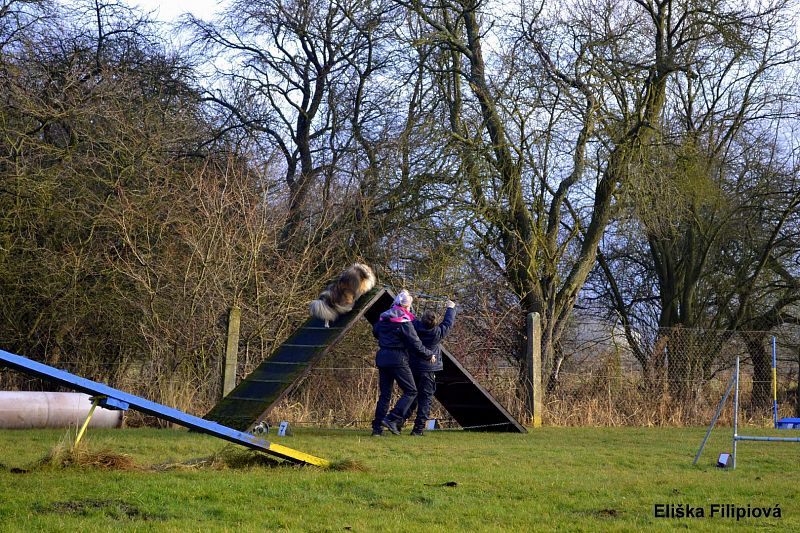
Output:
(205, 288), (526, 433)
(0, 349), (329, 467)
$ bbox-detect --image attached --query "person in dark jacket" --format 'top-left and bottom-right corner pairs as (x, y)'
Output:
(405, 299), (457, 436)
(371, 290), (437, 436)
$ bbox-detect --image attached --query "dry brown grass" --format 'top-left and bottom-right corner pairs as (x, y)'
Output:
(263, 351), (796, 429)
(27, 437), (286, 473)
(35, 438), (138, 471)
(542, 366), (791, 427)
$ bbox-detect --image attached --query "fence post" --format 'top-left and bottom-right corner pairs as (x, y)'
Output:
(526, 312), (543, 427)
(796, 345), (800, 417)
(222, 306), (241, 398)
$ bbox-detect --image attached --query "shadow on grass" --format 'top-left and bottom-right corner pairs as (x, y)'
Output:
(152, 445), (287, 471)
(153, 446), (366, 472)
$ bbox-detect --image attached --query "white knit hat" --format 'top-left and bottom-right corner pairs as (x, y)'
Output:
(394, 289), (413, 307)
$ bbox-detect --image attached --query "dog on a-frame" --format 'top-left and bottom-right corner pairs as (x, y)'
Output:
(309, 263), (376, 327)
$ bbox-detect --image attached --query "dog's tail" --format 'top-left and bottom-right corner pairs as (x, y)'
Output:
(310, 298), (339, 324)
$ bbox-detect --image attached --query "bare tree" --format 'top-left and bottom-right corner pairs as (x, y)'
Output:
(190, 0), (406, 249)
(387, 0), (770, 391)
(589, 0), (800, 401)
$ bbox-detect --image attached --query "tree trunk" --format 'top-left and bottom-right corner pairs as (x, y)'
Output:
(746, 333), (772, 413)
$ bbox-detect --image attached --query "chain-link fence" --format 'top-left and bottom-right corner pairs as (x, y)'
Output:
(550, 325), (800, 428)
(262, 320), (800, 430)
(254, 311), (523, 430)
(2, 313), (798, 429)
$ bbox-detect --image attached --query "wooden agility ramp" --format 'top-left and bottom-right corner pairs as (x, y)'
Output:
(205, 288), (526, 433)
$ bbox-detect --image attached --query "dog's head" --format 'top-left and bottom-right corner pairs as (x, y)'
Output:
(252, 421), (270, 435)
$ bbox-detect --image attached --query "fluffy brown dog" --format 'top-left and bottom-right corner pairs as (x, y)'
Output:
(309, 263), (376, 327)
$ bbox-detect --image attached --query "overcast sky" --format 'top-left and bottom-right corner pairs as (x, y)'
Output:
(129, 0), (226, 22)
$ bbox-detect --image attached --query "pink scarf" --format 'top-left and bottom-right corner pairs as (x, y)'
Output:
(386, 305), (416, 323)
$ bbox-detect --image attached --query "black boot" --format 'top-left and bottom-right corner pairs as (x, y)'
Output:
(381, 418), (401, 435)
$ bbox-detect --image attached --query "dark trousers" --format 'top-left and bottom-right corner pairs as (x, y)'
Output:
(372, 364), (417, 432)
(406, 370), (436, 431)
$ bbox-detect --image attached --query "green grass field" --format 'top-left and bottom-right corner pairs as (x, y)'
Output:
(0, 426), (798, 531)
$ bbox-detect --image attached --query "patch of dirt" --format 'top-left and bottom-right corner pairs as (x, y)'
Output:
(34, 499), (162, 521)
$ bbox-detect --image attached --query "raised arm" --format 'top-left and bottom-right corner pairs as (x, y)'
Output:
(436, 303), (457, 339)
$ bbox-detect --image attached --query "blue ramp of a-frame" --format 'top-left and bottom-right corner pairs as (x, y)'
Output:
(0, 349), (328, 467)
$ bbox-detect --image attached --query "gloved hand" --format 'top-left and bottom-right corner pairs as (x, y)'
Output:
(446, 299), (456, 309)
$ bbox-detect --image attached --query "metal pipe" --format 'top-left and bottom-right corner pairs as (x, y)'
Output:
(772, 336), (778, 428)
(0, 391), (123, 429)
(735, 435), (800, 443)
(412, 292), (449, 302)
(733, 356), (740, 469)
(73, 397), (100, 449)
(693, 372), (736, 465)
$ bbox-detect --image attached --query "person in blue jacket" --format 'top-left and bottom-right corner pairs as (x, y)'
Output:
(405, 299), (457, 435)
(371, 290), (437, 436)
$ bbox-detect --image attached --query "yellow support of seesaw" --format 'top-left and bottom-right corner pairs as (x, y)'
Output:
(74, 396), (101, 449)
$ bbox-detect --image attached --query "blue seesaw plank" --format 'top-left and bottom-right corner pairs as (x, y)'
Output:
(777, 417), (800, 430)
(0, 349), (328, 467)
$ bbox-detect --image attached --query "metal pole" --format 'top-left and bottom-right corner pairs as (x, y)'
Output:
(732, 356), (740, 469)
(74, 397), (101, 449)
(772, 336), (778, 428)
(693, 371), (736, 465)
(735, 435), (800, 443)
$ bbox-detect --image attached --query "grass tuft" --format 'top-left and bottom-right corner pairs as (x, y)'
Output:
(35, 440), (138, 471)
